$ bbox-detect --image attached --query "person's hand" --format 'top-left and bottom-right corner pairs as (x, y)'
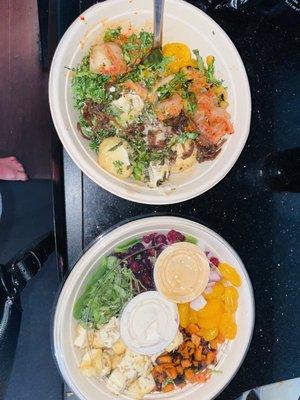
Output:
(0, 156), (28, 181)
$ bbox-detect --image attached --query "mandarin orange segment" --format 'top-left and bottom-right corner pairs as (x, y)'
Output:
(218, 263), (242, 287)
(197, 298), (222, 319)
(178, 302), (190, 328)
(203, 282), (225, 300)
(197, 313), (221, 330)
(223, 286), (239, 313)
(200, 327), (219, 341)
(219, 312), (237, 339)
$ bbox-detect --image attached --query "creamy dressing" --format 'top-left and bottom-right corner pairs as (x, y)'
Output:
(154, 242), (210, 303)
(120, 291), (178, 355)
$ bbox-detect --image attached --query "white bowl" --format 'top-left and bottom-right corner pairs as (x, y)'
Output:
(49, 0), (251, 205)
(53, 216), (255, 400)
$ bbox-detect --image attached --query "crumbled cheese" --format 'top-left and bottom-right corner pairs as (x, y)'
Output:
(74, 324), (88, 348)
(106, 369), (128, 394)
(148, 161), (170, 188)
(137, 374), (156, 394)
(107, 350), (152, 395)
(96, 317), (120, 348)
(111, 93), (144, 126)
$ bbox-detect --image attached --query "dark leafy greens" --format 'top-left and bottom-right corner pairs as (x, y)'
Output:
(73, 256), (140, 328)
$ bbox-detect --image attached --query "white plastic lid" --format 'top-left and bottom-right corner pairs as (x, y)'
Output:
(120, 291), (179, 355)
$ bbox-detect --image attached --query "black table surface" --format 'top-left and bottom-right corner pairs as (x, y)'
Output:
(51, 1), (300, 399)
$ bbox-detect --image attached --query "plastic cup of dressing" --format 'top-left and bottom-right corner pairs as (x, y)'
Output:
(154, 242), (210, 303)
(120, 291), (179, 355)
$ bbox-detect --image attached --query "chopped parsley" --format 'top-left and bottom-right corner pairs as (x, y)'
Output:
(71, 55), (110, 109)
(121, 31), (153, 65)
(106, 104), (122, 118)
(90, 128), (117, 152)
(177, 131), (198, 144)
(103, 26), (121, 42)
(157, 71), (188, 100)
(113, 160), (124, 174)
(182, 91), (197, 115)
(139, 31), (153, 49)
(118, 55), (171, 90)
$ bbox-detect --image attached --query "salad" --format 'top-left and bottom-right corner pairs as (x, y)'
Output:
(72, 26), (233, 188)
(73, 230), (241, 398)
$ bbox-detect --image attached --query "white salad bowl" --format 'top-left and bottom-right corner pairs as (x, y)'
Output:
(53, 216), (255, 400)
(49, 0), (251, 205)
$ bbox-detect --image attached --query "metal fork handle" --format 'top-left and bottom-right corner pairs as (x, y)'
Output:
(153, 0), (165, 49)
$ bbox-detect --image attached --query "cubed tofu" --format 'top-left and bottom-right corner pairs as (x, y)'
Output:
(91, 329), (104, 348)
(119, 351), (152, 378)
(99, 351), (112, 377)
(138, 374), (156, 394)
(98, 317), (120, 348)
(111, 353), (124, 370)
(106, 369), (127, 394)
(79, 348), (102, 377)
(112, 339), (126, 355)
(74, 324), (88, 349)
(127, 381), (143, 400)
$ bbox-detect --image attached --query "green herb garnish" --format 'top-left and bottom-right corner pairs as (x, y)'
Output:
(103, 26), (122, 42)
(182, 91), (197, 115)
(109, 141), (122, 152)
(177, 131), (198, 144)
(157, 71), (187, 100)
(193, 49), (222, 86)
(139, 31), (153, 49)
(113, 160), (124, 174)
(72, 55), (110, 109)
(106, 104), (122, 118)
(206, 58), (223, 86)
(122, 31), (153, 65)
(193, 49), (206, 74)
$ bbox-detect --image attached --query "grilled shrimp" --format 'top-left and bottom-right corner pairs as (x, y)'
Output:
(155, 93), (184, 121)
(89, 42), (127, 76)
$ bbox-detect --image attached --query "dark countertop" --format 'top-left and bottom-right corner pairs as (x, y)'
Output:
(50, 1), (300, 399)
